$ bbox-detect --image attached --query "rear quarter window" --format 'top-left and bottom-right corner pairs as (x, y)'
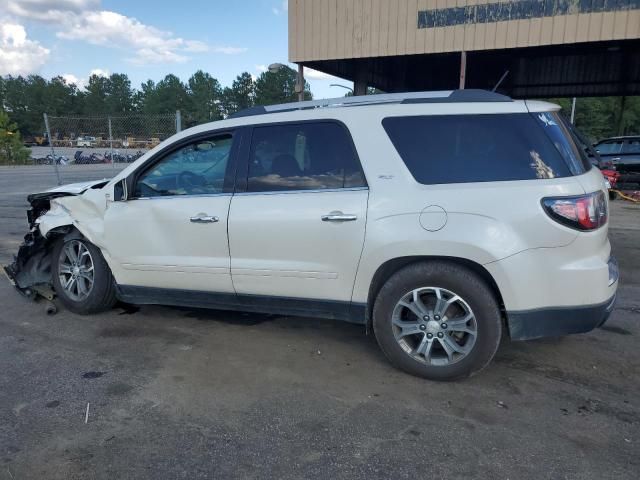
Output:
(382, 113), (577, 185)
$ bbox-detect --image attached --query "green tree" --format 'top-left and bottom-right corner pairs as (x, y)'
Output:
(221, 72), (255, 115)
(254, 66), (311, 106)
(187, 70), (223, 125)
(0, 110), (30, 164)
(83, 74), (110, 114)
(140, 74), (190, 114)
(106, 73), (134, 114)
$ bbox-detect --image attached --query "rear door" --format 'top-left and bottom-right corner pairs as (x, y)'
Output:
(228, 120), (368, 302)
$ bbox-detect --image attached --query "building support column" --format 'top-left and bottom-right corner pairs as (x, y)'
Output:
(296, 64), (305, 102)
(353, 66), (368, 96)
(459, 51), (467, 89)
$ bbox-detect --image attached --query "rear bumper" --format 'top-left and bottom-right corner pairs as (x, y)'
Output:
(507, 293), (616, 341)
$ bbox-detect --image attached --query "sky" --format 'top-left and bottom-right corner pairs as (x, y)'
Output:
(0, 0), (348, 99)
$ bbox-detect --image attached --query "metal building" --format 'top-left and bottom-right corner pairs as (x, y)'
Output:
(288, 0), (640, 97)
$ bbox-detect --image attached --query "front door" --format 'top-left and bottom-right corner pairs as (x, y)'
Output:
(103, 131), (237, 293)
(228, 121), (368, 302)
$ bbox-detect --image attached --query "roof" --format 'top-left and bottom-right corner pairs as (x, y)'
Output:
(230, 89), (512, 119)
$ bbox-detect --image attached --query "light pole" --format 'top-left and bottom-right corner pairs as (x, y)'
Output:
(268, 63), (305, 102)
(330, 84), (354, 94)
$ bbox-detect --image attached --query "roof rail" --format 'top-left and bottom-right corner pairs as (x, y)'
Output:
(229, 89), (512, 118)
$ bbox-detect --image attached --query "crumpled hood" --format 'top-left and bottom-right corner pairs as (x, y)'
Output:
(42, 179), (110, 195)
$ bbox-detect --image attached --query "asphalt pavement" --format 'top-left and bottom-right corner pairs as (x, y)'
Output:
(1, 165), (639, 479)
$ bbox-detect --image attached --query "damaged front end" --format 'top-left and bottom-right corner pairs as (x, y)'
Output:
(3, 180), (109, 300)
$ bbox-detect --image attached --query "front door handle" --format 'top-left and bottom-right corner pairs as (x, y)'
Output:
(190, 215), (219, 223)
(321, 211), (357, 222)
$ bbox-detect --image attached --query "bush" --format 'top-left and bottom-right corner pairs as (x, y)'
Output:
(0, 110), (30, 165)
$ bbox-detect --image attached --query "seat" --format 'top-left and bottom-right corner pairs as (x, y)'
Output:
(271, 154), (302, 177)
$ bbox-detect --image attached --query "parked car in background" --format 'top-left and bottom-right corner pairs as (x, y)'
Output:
(567, 123), (620, 199)
(594, 136), (640, 173)
(76, 136), (97, 148)
(4, 90), (618, 381)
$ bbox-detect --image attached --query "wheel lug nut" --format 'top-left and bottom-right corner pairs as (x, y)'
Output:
(441, 323), (447, 329)
(437, 332), (444, 338)
(434, 315), (440, 321)
(419, 324), (426, 331)
(426, 333), (433, 339)
(423, 315), (429, 321)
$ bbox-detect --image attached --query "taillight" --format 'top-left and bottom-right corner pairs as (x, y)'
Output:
(542, 191), (608, 231)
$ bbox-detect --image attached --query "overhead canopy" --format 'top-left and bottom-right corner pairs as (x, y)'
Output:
(289, 0), (640, 97)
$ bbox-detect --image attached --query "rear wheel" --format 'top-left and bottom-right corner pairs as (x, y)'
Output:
(373, 262), (502, 380)
(52, 237), (117, 314)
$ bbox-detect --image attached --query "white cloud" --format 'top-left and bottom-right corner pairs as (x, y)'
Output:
(255, 64), (268, 73)
(212, 46), (247, 55)
(5, 1), (246, 65)
(0, 22), (50, 75)
(304, 67), (337, 80)
(89, 68), (109, 77)
(273, 0), (288, 15)
(5, 0), (98, 21)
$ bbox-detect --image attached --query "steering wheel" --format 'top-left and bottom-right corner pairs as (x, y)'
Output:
(177, 170), (206, 191)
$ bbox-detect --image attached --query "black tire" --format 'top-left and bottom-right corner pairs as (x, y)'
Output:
(373, 261), (502, 381)
(51, 236), (117, 314)
(609, 190), (617, 201)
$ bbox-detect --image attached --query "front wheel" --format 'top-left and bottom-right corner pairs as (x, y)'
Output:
(52, 236), (117, 314)
(373, 262), (502, 381)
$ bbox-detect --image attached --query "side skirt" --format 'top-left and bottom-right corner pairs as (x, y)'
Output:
(116, 285), (367, 325)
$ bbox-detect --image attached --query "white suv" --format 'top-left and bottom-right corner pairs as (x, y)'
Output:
(5, 90), (618, 380)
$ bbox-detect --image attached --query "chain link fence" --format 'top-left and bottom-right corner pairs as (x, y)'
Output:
(33, 112), (181, 184)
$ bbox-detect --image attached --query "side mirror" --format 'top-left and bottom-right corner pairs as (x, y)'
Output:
(113, 178), (128, 201)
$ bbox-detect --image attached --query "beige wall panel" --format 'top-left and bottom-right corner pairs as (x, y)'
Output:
(335, 0), (346, 59)
(369, 0), (381, 58)
(320, 0), (330, 60)
(442, 0), (456, 51)
(387, 0), (399, 55)
(394, 0), (407, 56)
(424, 0), (437, 53)
(416, 0), (429, 53)
(351, 0), (363, 58)
(563, 13), (578, 44)
(327, 0), (337, 59)
(495, 20), (508, 49)
(613, 9), (628, 40)
(551, 14), (566, 44)
(516, 19), (530, 48)
(405, 0), (418, 54)
(588, 12), (602, 42)
(289, 0), (297, 61)
(506, 14), (519, 47)
(463, 0), (477, 51)
(484, 6), (497, 50)
(290, 0), (640, 61)
(627, 10), (640, 38)
(539, 15), (554, 46)
(528, 17), (542, 46)
(600, 11), (616, 41)
(575, 13), (591, 43)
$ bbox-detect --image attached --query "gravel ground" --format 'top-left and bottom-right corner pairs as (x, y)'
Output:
(1, 165), (639, 479)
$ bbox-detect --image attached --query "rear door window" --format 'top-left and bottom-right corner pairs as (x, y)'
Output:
(623, 139), (640, 154)
(596, 141), (624, 155)
(382, 113), (574, 185)
(246, 122), (366, 192)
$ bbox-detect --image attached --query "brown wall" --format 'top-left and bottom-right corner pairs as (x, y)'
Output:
(289, 0), (640, 62)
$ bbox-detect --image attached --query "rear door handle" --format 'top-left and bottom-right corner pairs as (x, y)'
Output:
(321, 211), (357, 222)
(190, 215), (219, 223)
